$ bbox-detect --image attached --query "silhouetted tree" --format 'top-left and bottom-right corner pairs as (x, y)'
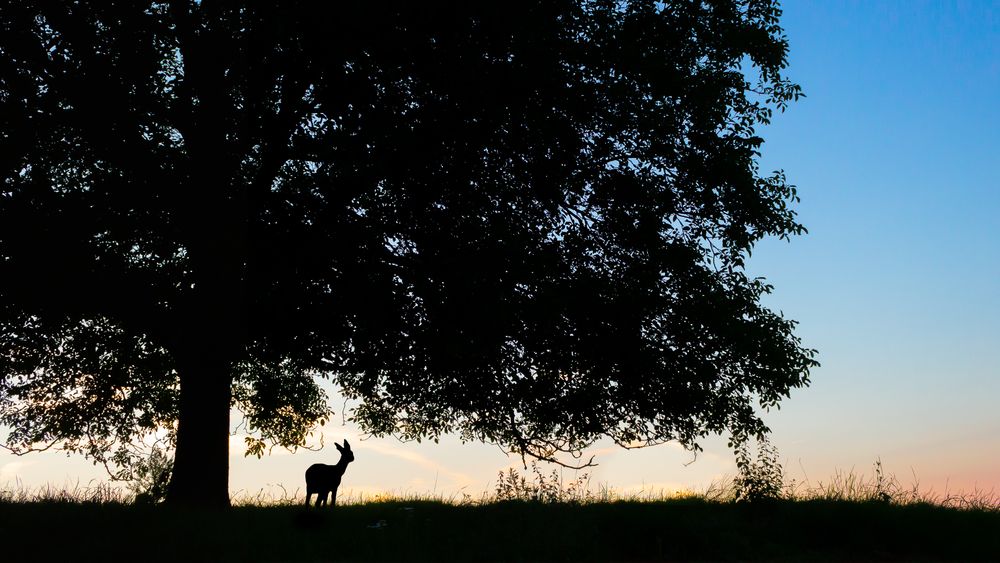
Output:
(0, 0), (815, 506)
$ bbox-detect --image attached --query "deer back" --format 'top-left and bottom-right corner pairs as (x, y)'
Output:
(306, 463), (345, 488)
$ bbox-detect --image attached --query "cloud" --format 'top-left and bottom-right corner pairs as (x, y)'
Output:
(352, 438), (474, 488)
(0, 460), (29, 482)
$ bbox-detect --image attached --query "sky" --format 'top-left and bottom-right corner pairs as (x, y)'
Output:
(2, 1), (999, 500)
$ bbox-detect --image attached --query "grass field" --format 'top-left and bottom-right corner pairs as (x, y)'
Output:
(2, 482), (999, 562)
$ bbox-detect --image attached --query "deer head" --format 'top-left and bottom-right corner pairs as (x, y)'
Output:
(335, 439), (354, 464)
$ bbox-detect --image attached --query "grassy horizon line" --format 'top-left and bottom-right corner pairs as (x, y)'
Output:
(3, 462), (999, 512)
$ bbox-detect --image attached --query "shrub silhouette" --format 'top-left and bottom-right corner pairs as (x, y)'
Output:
(733, 435), (785, 503)
(495, 461), (592, 503)
(129, 447), (174, 504)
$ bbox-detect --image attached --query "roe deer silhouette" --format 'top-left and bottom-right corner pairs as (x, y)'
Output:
(305, 439), (354, 507)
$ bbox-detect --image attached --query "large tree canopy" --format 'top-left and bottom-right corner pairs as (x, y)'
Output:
(0, 0), (815, 505)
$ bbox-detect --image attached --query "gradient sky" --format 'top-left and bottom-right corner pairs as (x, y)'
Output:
(2, 1), (999, 499)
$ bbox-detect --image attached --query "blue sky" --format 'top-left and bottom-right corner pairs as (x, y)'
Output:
(750, 0), (1000, 489)
(2, 1), (998, 497)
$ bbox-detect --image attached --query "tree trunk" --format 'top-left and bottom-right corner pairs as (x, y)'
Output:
(163, 163), (246, 506)
(163, 196), (246, 506)
(161, 70), (247, 505)
(165, 349), (233, 507)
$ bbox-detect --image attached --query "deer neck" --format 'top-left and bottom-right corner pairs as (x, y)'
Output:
(334, 456), (351, 474)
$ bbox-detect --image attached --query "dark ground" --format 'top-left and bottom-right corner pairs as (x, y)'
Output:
(1, 498), (997, 561)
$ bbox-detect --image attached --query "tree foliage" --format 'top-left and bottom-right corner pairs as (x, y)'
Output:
(0, 0), (815, 489)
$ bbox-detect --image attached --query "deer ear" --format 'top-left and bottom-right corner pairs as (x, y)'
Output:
(343, 440), (351, 451)
(335, 442), (343, 452)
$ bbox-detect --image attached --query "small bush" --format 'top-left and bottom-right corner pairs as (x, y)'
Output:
(494, 461), (592, 503)
(733, 435), (784, 503)
(128, 447), (173, 504)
